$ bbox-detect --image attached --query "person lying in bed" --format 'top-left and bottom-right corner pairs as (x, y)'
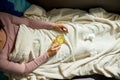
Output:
(0, 12), (68, 74)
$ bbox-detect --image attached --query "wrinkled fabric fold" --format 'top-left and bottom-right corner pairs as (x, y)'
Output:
(8, 6), (120, 80)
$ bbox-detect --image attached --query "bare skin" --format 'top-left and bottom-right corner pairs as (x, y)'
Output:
(49, 24), (91, 59)
(0, 24), (68, 57)
(0, 29), (6, 51)
(53, 24), (68, 33)
(47, 43), (61, 57)
(48, 24), (68, 57)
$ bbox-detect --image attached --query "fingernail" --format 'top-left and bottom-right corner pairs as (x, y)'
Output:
(62, 28), (66, 30)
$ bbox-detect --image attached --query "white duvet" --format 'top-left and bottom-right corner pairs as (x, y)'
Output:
(8, 5), (120, 80)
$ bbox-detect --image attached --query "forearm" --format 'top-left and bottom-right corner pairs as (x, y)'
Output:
(0, 12), (55, 30)
(0, 52), (49, 74)
(27, 19), (55, 29)
(24, 52), (49, 74)
(12, 14), (55, 29)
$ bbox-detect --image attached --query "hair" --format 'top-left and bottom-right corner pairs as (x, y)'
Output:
(0, 25), (3, 30)
(0, 20), (4, 30)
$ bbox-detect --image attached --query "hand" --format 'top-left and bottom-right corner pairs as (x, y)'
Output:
(47, 43), (61, 57)
(53, 24), (68, 33)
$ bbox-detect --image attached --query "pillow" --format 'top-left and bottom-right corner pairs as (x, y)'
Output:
(24, 5), (47, 21)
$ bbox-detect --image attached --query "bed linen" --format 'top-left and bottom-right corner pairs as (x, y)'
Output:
(7, 5), (120, 80)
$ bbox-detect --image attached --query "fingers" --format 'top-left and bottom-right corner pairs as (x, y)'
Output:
(61, 26), (68, 33)
(54, 24), (68, 33)
(47, 43), (61, 57)
(51, 43), (60, 50)
(59, 24), (68, 33)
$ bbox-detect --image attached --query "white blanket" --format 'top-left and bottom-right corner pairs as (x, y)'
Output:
(8, 5), (120, 80)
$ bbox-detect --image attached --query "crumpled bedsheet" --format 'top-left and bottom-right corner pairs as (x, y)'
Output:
(7, 4), (120, 80)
